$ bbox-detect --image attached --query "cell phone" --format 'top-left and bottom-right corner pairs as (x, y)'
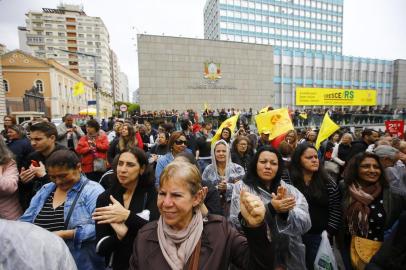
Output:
(31, 160), (40, 167)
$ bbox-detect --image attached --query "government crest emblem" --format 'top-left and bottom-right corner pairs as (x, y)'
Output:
(204, 61), (221, 81)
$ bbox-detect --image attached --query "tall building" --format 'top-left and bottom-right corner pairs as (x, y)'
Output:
(132, 88), (139, 104)
(18, 4), (113, 94)
(393, 60), (406, 108)
(110, 49), (120, 103)
(119, 71), (129, 102)
(204, 0), (343, 54)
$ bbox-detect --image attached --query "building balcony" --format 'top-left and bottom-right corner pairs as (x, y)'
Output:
(26, 35), (45, 45)
(32, 25), (44, 30)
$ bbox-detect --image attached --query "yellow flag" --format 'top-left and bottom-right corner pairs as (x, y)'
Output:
(259, 106), (269, 114)
(315, 113), (340, 150)
(255, 108), (294, 140)
(204, 102), (209, 111)
(299, 112), (308, 119)
(211, 114), (239, 145)
(73, 82), (85, 96)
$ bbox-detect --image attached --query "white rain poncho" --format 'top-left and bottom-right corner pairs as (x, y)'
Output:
(202, 140), (245, 202)
(0, 219), (77, 270)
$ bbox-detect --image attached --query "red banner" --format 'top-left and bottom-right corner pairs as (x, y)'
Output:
(385, 120), (404, 138)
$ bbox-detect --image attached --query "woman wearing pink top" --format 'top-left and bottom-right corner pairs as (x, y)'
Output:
(0, 137), (22, 220)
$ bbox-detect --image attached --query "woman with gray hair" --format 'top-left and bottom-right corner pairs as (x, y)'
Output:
(0, 137), (22, 220)
(331, 132), (353, 177)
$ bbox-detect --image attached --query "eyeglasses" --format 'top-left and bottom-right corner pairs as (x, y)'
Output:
(174, 140), (187, 145)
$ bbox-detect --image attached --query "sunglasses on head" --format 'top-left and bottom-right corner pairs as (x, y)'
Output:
(174, 140), (187, 145)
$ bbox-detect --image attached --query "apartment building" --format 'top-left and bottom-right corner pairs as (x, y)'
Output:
(18, 4), (113, 95)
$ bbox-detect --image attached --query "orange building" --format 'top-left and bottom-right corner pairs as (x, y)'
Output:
(1, 50), (113, 119)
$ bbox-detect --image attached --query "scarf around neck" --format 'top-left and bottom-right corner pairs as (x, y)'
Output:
(346, 182), (382, 237)
(157, 210), (203, 270)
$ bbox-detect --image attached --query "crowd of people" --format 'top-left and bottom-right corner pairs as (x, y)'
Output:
(124, 106), (403, 130)
(1, 112), (406, 270)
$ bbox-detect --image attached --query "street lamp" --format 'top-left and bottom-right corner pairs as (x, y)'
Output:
(49, 47), (100, 118)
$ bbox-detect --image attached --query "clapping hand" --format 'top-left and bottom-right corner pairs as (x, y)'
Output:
(217, 180), (227, 192)
(92, 195), (130, 224)
(270, 186), (296, 213)
(240, 189), (265, 227)
(19, 167), (36, 183)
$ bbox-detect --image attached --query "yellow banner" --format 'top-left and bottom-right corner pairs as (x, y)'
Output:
(296, 88), (377, 106)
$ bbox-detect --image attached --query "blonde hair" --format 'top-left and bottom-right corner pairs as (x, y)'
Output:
(160, 161), (202, 196)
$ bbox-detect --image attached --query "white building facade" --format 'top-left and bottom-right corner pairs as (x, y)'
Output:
(18, 4), (113, 94)
(119, 71), (129, 102)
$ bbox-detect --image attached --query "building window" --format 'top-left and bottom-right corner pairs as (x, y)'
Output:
(362, 71), (368, 82)
(335, 69), (342, 81)
(283, 65), (292, 77)
(35, 80), (44, 92)
(274, 65), (281, 77)
(306, 67), (313, 79)
(3, 80), (9, 92)
(344, 69), (351, 81)
(316, 67), (323, 80)
(326, 68), (333, 80)
(295, 66), (303, 78)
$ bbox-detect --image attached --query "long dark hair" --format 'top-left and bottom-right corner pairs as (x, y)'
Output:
(343, 152), (387, 188)
(119, 123), (137, 151)
(220, 127), (232, 143)
(111, 147), (153, 190)
(290, 143), (328, 199)
(243, 145), (284, 194)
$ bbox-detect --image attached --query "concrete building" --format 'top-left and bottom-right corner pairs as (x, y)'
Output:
(1, 50), (113, 119)
(119, 71), (129, 102)
(138, 34), (274, 111)
(18, 4), (113, 95)
(110, 49), (120, 103)
(132, 88), (139, 104)
(0, 44), (7, 130)
(393, 60), (406, 108)
(273, 47), (394, 107)
(204, 0), (343, 54)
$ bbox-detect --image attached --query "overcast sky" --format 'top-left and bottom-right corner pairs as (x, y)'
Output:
(1, 0), (405, 99)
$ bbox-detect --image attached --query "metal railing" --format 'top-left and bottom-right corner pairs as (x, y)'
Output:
(130, 113), (401, 131)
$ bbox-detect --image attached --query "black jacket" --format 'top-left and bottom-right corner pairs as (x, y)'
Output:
(347, 139), (369, 162)
(19, 143), (67, 209)
(95, 183), (159, 270)
(366, 211), (406, 270)
(7, 138), (34, 169)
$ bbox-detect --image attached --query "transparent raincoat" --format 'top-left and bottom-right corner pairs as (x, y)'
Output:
(230, 180), (312, 270)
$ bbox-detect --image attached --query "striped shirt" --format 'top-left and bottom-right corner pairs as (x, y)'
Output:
(33, 191), (65, 232)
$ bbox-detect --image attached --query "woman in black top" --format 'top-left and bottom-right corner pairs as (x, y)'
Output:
(290, 143), (341, 270)
(93, 147), (159, 270)
(231, 135), (253, 173)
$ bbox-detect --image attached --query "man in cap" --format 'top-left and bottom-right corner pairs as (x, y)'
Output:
(257, 129), (271, 150)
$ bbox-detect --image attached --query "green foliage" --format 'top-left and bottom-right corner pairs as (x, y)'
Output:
(114, 102), (140, 114)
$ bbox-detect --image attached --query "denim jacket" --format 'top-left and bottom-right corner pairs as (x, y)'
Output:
(155, 149), (192, 187)
(20, 175), (105, 249)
